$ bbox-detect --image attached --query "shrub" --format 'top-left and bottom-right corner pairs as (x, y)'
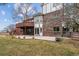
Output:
(56, 37), (63, 42)
(23, 36), (25, 39)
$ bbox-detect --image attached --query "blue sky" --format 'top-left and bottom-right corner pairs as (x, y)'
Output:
(0, 3), (42, 31)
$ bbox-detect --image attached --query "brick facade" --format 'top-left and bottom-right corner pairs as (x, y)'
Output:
(42, 8), (79, 37)
(15, 18), (34, 35)
(43, 10), (63, 36)
(14, 4), (79, 37)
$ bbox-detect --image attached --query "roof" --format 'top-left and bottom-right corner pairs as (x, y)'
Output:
(33, 13), (44, 17)
(16, 19), (34, 28)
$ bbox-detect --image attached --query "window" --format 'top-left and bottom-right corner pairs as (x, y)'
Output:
(53, 15), (59, 19)
(27, 29), (32, 33)
(53, 27), (60, 32)
(35, 19), (39, 23)
(53, 4), (57, 7)
(53, 3), (60, 7)
(20, 28), (23, 32)
(63, 27), (69, 32)
(40, 20), (43, 23)
(73, 27), (79, 32)
(64, 13), (66, 15)
(40, 17), (43, 23)
(40, 28), (42, 33)
(35, 28), (39, 35)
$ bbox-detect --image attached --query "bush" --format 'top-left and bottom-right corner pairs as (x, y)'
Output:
(56, 37), (63, 42)
(23, 36), (25, 39)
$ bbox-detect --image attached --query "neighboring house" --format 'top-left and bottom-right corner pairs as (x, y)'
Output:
(14, 3), (79, 37)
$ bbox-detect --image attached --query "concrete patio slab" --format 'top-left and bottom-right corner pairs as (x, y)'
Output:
(15, 35), (56, 41)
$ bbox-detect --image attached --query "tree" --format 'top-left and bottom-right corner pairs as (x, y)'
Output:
(2, 24), (15, 34)
(64, 3), (79, 33)
(12, 3), (38, 23)
(13, 3), (38, 22)
(13, 3), (31, 22)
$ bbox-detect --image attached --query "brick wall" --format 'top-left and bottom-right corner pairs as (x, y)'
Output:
(15, 18), (34, 35)
(43, 9), (79, 37)
(43, 10), (63, 36)
(15, 27), (23, 35)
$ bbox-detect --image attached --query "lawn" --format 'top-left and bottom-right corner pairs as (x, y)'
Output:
(0, 35), (79, 56)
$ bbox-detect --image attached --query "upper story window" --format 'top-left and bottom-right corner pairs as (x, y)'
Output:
(43, 4), (47, 14)
(39, 16), (43, 23)
(34, 16), (43, 24)
(53, 3), (60, 7)
(34, 17), (39, 24)
(35, 19), (39, 23)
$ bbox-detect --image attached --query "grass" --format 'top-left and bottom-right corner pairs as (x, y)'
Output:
(0, 35), (79, 56)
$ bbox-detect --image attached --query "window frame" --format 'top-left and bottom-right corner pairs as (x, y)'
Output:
(53, 26), (60, 32)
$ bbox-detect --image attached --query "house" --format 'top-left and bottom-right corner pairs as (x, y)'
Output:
(14, 3), (79, 37)
(15, 17), (34, 35)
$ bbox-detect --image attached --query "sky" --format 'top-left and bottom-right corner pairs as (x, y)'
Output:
(0, 3), (42, 31)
